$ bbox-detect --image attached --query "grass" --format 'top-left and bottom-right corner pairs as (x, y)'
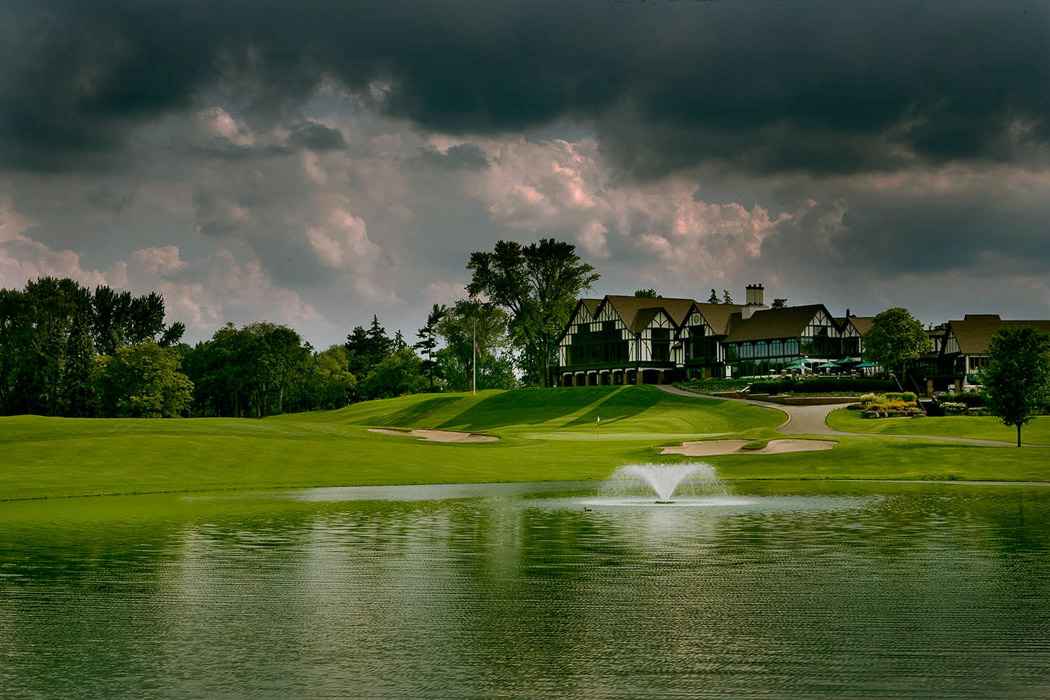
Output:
(0, 386), (783, 501)
(2, 386), (1048, 502)
(826, 409), (1050, 445)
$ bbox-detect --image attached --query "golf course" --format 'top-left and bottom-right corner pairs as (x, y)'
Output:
(3, 385), (1049, 501)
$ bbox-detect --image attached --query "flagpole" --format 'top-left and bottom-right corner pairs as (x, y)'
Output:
(472, 318), (476, 396)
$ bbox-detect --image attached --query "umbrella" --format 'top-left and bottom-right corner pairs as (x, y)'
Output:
(817, 362), (837, 369)
(856, 362), (876, 368)
(835, 357), (861, 365)
(784, 359), (808, 370)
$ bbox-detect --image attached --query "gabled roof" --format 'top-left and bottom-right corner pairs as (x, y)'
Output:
(687, 302), (745, 336)
(602, 295), (695, 334)
(724, 304), (829, 343)
(946, 314), (1050, 355)
(581, 298), (601, 317)
(834, 316), (874, 335)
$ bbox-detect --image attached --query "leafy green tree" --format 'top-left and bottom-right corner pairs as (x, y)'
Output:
(771, 298), (788, 309)
(306, 346), (361, 411)
(467, 239), (599, 387)
(863, 307), (931, 377)
(436, 300), (517, 392)
(982, 327), (1050, 447)
(95, 342), (193, 417)
(707, 289), (719, 304)
(0, 288), (32, 415)
(250, 322), (309, 414)
(360, 347), (428, 400)
(415, 303), (447, 391)
(634, 289), (661, 298)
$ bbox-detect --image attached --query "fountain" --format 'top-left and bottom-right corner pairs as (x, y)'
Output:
(606, 463), (726, 504)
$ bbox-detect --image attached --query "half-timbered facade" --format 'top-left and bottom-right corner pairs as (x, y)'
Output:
(721, 304), (844, 376)
(937, 315), (1050, 387)
(557, 286), (868, 384)
(557, 295), (699, 386)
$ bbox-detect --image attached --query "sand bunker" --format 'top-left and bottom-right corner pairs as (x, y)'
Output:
(661, 438), (835, 456)
(368, 428), (498, 443)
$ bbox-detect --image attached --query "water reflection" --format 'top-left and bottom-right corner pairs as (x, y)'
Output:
(1, 482), (1049, 698)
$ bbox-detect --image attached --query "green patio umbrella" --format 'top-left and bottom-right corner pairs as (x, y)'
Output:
(856, 362), (876, 368)
(817, 362), (838, 369)
(784, 359), (808, 370)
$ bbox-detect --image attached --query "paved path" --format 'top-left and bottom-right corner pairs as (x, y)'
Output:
(657, 385), (1043, 447)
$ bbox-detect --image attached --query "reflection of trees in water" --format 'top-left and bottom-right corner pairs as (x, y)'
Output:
(4, 485), (1050, 697)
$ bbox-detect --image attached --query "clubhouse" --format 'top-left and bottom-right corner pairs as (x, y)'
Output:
(556, 286), (1050, 390)
(556, 285), (871, 386)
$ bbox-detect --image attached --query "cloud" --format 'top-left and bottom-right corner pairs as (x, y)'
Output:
(0, 198), (108, 288)
(288, 121), (347, 152)
(3, 1), (1049, 178)
(418, 143), (489, 171)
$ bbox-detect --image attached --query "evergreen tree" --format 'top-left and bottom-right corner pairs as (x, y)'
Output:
(722, 289), (734, 304)
(707, 289), (719, 304)
(415, 304), (447, 391)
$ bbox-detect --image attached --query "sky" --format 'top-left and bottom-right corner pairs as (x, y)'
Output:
(2, 0), (1049, 347)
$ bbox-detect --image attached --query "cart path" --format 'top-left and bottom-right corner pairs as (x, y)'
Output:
(657, 385), (1045, 447)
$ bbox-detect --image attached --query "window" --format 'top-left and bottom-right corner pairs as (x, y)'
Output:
(651, 328), (671, 362)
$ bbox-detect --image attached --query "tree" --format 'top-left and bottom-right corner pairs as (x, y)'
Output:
(436, 300), (517, 392)
(346, 315), (394, 379)
(982, 326), (1050, 447)
(300, 345), (357, 410)
(707, 289), (719, 304)
(863, 307), (931, 378)
(250, 322), (309, 414)
(722, 289), (734, 304)
(771, 298), (788, 309)
(414, 303), (447, 391)
(360, 347), (428, 400)
(95, 342), (193, 417)
(467, 239), (599, 387)
(634, 289), (661, 298)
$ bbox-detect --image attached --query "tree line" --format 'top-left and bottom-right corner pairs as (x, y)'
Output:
(0, 238), (600, 417)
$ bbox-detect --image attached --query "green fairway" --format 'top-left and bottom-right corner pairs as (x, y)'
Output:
(827, 408), (1050, 445)
(3, 386), (1049, 502)
(0, 386), (783, 500)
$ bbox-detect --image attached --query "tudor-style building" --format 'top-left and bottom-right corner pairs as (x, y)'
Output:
(721, 303), (845, 377)
(556, 284), (865, 384)
(930, 315), (1050, 390)
(557, 295), (699, 386)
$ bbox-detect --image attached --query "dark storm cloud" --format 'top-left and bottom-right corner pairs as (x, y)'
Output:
(3, 0), (1049, 177)
(417, 144), (490, 171)
(760, 178), (1050, 284)
(287, 122), (347, 152)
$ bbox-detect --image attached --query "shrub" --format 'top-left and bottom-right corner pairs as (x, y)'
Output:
(940, 402), (968, 416)
(866, 401), (915, 412)
(950, 392), (986, 408)
(674, 378), (749, 393)
(749, 377), (897, 395)
(883, 392), (917, 403)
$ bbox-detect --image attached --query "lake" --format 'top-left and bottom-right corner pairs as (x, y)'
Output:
(2, 479), (1049, 698)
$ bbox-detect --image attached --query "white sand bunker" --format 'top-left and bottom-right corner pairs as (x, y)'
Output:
(661, 438), (836, 456)
(368, 428), (499, 443)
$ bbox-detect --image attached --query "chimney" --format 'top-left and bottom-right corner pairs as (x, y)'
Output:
(745, 284), (765, 307)
(742, 283), (767, 320)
